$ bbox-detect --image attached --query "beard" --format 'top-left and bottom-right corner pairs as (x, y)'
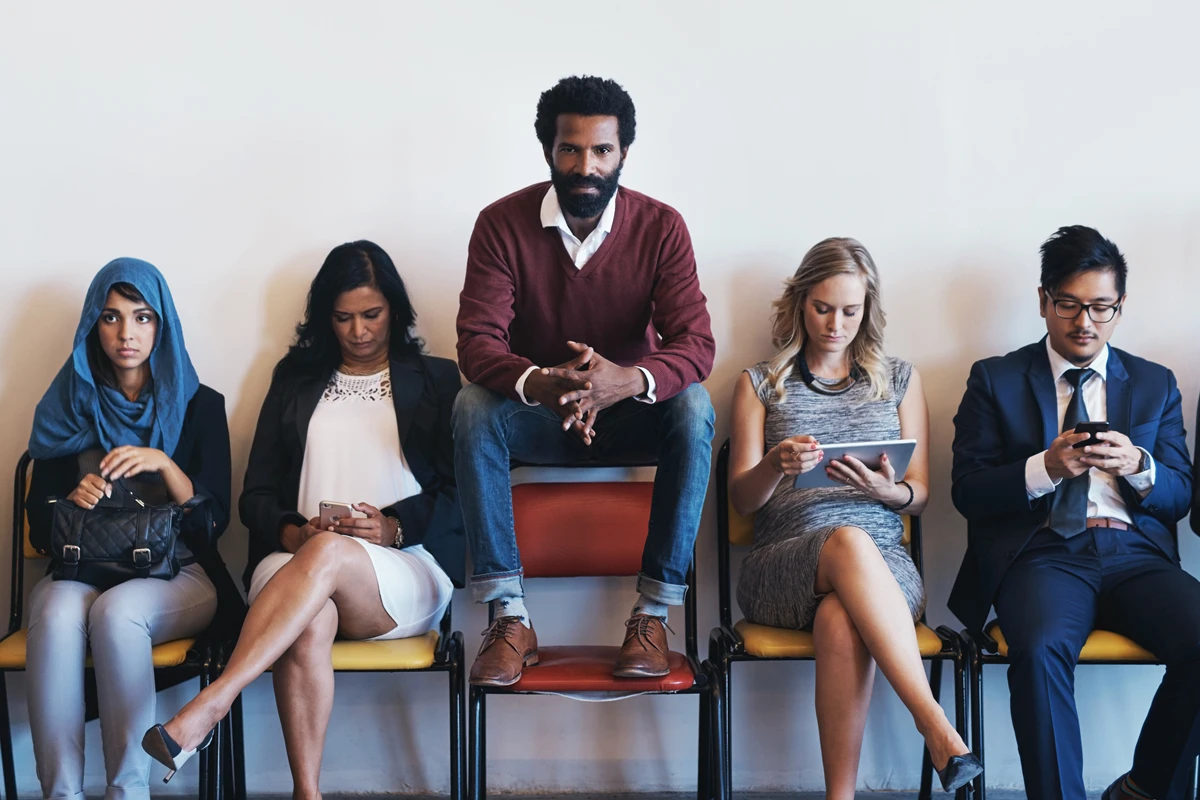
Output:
(550, 161), (623, 219)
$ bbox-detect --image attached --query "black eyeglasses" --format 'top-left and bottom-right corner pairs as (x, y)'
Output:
(1048, 294), (1123, 323)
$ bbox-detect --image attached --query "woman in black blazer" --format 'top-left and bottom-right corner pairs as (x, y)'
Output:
(143, 242), (463, 790)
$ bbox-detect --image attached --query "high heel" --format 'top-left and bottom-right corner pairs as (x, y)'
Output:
(937, 752), (983, 793)
(141, 723), (215, 783)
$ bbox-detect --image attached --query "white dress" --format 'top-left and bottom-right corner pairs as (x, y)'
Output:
(248, 368), (453, 640)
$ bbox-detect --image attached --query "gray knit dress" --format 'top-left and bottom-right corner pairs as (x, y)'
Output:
(737, 357), (926, 631)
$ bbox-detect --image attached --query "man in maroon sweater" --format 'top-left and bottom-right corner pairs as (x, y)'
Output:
(454, 76), (716, 686)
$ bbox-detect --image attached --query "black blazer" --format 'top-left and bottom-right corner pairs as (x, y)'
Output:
(239, 353), (465, 589)
(26, 384), (246, 635)
(948, 339), (1193, 636)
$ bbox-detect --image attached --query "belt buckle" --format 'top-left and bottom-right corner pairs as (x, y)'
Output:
(61, 545), (80, 565)
(132, 548), (152, 567)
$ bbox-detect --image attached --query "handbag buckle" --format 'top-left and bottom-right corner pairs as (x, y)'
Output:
(132, 548), (152, 567)
(62, 545), (81, 564)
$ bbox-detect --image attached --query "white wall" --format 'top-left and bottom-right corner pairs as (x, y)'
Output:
(2, 0), (1200, 794)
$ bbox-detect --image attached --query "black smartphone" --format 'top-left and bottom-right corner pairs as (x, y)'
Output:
(1072, 420), (1110, 448)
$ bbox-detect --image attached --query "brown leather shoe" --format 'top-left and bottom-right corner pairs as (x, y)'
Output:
(469, 616), (538, 686)
(613, 614), (672, 678)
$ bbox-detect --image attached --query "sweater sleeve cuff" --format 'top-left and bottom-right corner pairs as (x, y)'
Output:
(1025, 452), (1060, 500)
(515, 365), (540, 406)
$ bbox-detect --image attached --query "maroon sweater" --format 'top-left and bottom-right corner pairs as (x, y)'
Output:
(456, 182), (715, 402)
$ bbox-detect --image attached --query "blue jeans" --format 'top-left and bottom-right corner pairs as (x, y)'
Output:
(452, 382), (715, 606)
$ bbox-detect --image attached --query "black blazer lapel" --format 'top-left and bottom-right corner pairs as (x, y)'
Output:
(391, 356), (425, 449)
(1026, 343), (1060, 450)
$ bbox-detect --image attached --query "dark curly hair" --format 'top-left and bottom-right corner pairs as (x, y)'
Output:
(1040, 225), (1128, 298)
(279, 240), (423, 376)
(535, 75), (636, 151)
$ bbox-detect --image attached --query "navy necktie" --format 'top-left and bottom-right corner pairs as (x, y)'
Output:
(1047, 367), (1096, 538)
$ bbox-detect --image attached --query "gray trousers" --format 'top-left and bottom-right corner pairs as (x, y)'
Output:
(25, 564), (217, 800)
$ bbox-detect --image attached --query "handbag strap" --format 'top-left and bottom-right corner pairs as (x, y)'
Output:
(132, 507), (152, 579)
(59, 504), (86, 580)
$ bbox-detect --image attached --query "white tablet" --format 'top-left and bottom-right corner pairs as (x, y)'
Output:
(792, 439), (917, 490)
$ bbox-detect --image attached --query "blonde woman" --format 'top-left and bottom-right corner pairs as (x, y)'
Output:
(728, 237), (981, 796)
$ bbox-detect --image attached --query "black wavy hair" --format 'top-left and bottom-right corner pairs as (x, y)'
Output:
(535, 75), (636, 151)
(87, 282), (152, 390)
(280, 240), (423, 376)
(1040, 225), (1128, 298)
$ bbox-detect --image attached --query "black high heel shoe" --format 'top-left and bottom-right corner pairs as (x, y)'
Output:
(141, 723), (215, 783)
(938, 752), (984, 793)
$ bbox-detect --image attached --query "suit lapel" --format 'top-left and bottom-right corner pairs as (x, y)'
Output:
(391, 356), (424, 447)
(1026, 342), (1059, 450)
(1105, 347), (1131, 434)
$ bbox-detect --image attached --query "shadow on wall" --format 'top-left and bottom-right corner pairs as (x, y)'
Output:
(0, 283), (81, 627)
(217, 255), (321, 586)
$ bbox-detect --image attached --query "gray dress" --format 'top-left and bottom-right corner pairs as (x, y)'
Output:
(737, 357), (926, 631)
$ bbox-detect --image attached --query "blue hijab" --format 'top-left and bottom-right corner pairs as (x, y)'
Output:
(29, 258), (199, 460)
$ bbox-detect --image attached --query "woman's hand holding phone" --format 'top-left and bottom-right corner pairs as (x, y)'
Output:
(333, 502), (400, 547)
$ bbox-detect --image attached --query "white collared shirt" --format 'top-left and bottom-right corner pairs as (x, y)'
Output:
(513, 186), (656, 406)
(539, 184), (618, 268)
(1024, 339), (1155, 523)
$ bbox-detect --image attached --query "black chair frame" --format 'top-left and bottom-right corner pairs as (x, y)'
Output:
(0, 451), (220, 800)
(223, 597), (466, 800)
(468, 459), (724, 800)
(708, 440), (972, 800)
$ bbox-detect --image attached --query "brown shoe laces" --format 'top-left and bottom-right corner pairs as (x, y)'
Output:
(478, 615), (525, 656)
(624, 614), (676, 652)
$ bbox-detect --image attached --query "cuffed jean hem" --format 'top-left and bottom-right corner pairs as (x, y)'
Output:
(45, 792), (85, 800)
(636, 573), (687, 606)
(470, 571), (525, 604)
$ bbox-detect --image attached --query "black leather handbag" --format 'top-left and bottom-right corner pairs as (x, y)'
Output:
(48, 481), (207, 591)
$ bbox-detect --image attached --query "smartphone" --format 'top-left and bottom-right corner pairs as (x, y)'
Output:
(1072, 420), (1110, 448)
(318, 501), (356, 530)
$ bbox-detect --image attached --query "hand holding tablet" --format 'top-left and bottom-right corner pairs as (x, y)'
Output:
(793, 439), (917, 489)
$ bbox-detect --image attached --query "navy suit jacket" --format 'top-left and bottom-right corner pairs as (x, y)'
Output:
(948, 338), (1193, 636)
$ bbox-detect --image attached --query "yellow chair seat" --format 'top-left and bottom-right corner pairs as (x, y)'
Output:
(734, 618), (947, 658)
(0, 630), (196, 669)
(985, 623), (1156, 662)
(326, 631), (440, 671)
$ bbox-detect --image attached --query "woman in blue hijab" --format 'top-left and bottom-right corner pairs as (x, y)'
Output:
(24, 258), (240, 800)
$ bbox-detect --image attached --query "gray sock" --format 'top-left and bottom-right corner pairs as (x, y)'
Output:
(493, 596), (530, 627)
(632, 595), (668, 619)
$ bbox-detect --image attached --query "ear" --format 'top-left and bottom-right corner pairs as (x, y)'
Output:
(620, 147), (630, 165)
(543, 146), (553, 168)
(1037, 287), (1048, 319)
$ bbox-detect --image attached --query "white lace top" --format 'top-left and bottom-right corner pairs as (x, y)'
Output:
(296, 368), (423, 521)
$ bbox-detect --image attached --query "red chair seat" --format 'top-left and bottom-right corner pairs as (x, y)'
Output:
(507, 645), (696, 692)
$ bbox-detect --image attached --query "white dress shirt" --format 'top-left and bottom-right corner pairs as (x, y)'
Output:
(513, 186), (656, 406)
(1024, 339), (1155, 523)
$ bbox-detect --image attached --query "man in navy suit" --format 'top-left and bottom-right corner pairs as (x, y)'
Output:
(950, 226), (1200, 800)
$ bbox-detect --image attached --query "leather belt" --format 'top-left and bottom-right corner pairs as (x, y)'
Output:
(1086, 517), (1130, 531)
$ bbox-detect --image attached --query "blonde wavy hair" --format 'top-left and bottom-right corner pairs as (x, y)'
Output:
(762, 237), (889, 404)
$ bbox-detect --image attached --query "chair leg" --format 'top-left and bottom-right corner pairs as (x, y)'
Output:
(710, 667), (728, 800)
(970, 643), (986, 800)
(449, 639), (463, 800)
(698, 685), (711, 800)
(955, 649), (970, 800)
(231, 694), (245, 800)
(0, 674), (16, 800)
(197, 669), (210, 800)
(919, 657), (943, 800)
(723, 657), (733, 800)
(469, 686), (485, 800)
